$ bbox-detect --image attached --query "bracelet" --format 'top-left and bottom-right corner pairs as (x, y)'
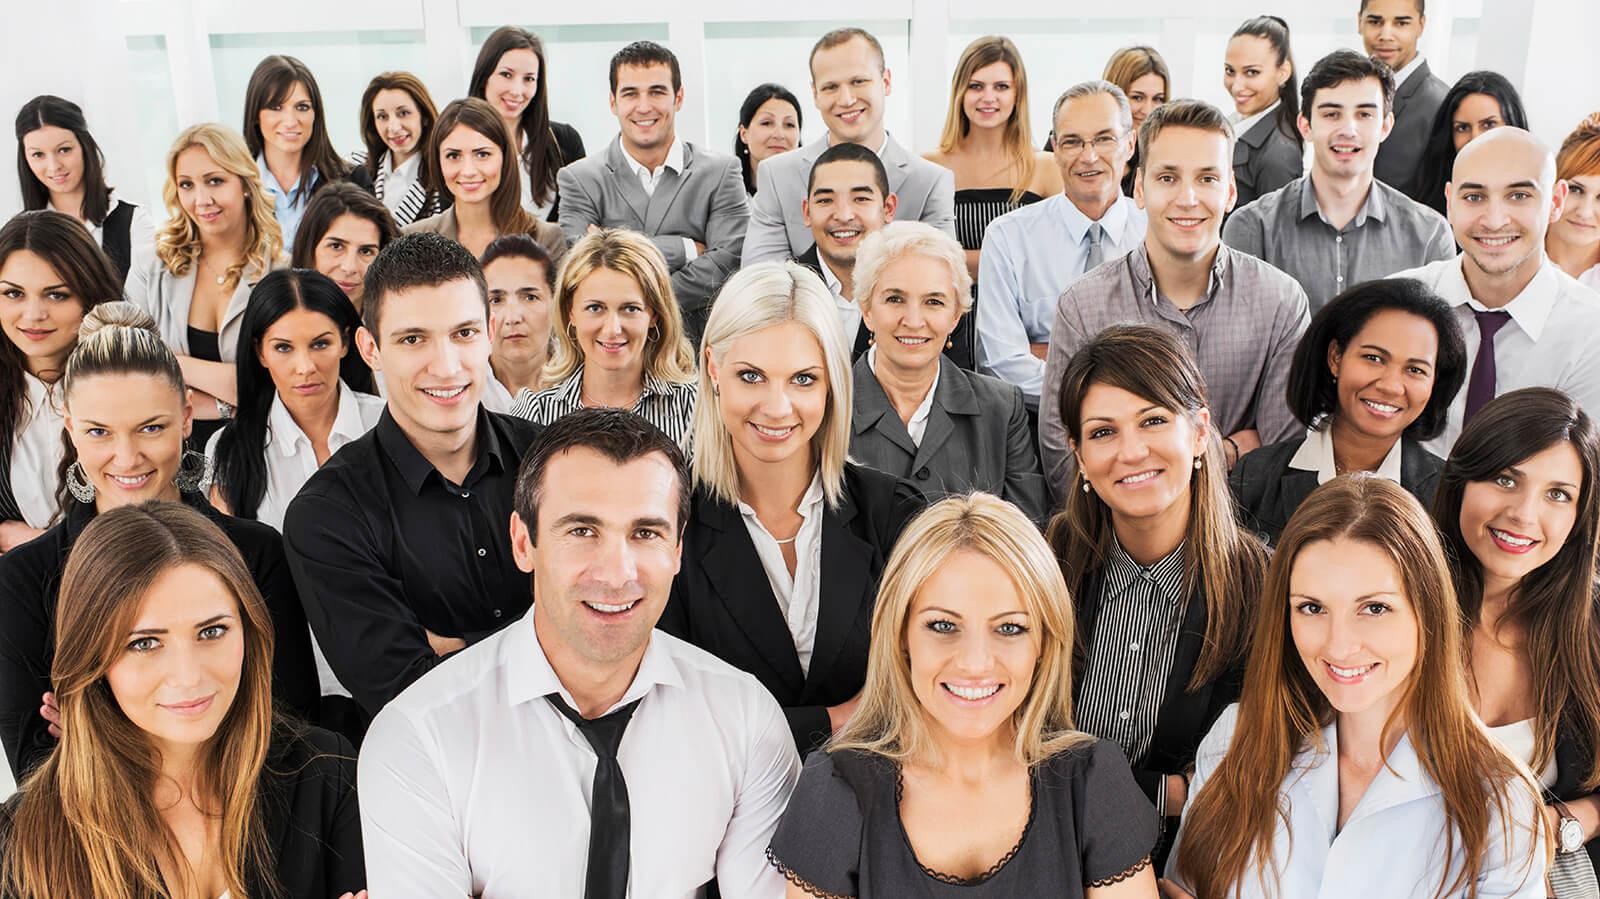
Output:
(215, 398), (235, 420)
(1223, 436), (1240, 463)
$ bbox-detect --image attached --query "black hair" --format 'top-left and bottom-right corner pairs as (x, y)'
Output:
(1359, 0), (1425, 12)
(290, 182), (400, 270)
(479, 233), (556, 291)
(513, 407), (690, 542)
(1286, 277), (1466, 440)
(361, 232), (488, 340)
(14, 95), (113, 226)
(1231, 16), (1302, 148)
(806, 142), (890, 198)
(734, 83), (804, 194)
(213, 269), (375, 519)
(468, 26), (567, 210)
(1412, 70), (1529, 214)
(241, 55), (349, 203)
(1299, 49), (1397, 117)
(609, 41), (682, 94)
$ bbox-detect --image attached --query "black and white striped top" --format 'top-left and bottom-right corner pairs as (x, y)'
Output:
(351, 150), (444, 227)
(953, 187), (1045, 251)
(509, 368), (698, 451)
(1074, 539), (1188, 778)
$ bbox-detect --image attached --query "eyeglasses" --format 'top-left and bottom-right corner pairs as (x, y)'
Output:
(1053, 134), (1123, 156)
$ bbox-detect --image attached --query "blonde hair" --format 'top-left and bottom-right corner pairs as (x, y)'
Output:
(1102, 46), (1171, 105)
(542, 228), (695, 388)
(853, 221), (974, 316)
(691, 261), (852, 508)
(155, 123), (284, 289)
(937, 36), (1038, 204)
(831, 493), (1094, 766)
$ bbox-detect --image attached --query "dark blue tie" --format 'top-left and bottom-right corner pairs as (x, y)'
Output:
(548, 694), (642, 899)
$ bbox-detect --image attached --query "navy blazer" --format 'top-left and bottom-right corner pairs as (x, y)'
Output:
(657, 463), (923, 753)
(1232, 114), (1303, 209)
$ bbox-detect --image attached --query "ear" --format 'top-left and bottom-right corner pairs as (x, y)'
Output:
(181, 388), (195, 440)
(1550, 178), (1570, 226)
(881, 66), (893, 98)
(738, 123), (749, 145)
(1327, 339), (1344, 380)
(1190, 407), (1213, 457)
(356, 325), (382, 372)
(1133, 169), (1145, 209)
(1224, 171), (1239, 214)
(509, 511), (535, 574)
(802, 197), (813, 228)
(1378, 110), (1395, 142)
(608, 91), (620, 117)
(673, 87), (684, 111)
(1444, 181), (1454, 220)
(1297, 114), (1312, 143)
(883, 192), (899, 222)
(704, 345), (720, 386)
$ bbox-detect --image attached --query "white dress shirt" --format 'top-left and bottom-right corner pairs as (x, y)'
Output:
(481, 373), (516, 414)
(1392, 256), (1600, 455)
(1288, 424), (1404, 486)
(738, 470), (826, 675)
(1168, 704), (1547, 898)
(818, 256), (862, 348)
(379, 151), (422, 218)
(9, 373), (63, 529)
(867, 346), (937, 445)
(358, 610), (801, 898)
(977, 193), (1147, 401)
(1393, 54), (1427, 91)
(620, 136), (698, 262)
(1578, 263), (1600, 292)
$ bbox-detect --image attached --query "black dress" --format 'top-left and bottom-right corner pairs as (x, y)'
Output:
(768, 741), (1158, 896)
(185, 324), (227, 450)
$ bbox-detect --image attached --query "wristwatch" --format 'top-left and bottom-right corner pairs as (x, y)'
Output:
(1555, 800), (1586, 854)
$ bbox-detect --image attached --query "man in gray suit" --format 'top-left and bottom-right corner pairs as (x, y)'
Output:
(1361, 0), (1449, 195)
(557, 41), (749, 337)
(743, 27), (955, 263)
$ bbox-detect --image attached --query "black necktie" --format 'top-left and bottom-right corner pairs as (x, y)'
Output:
(547, 695), (642, 899)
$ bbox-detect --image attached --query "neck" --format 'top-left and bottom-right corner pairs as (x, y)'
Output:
(1462, 253), (1542, 309)
(502, 116), (522, 146)
(454, 199), (495, 231)
(1546, 230), (1600, 279)
(962, 123), (1008, 155)
(922, 722), (1017, 784)
(200, 227), (248, 264)
(154, 739), (205, 804)
(1327, 415), (1396, 474)
(1144, 238), (1218, 307)
(389, 146), (415, 169)
(26, 348), (71, 383)
(1336, 703), (1405, 772)
(263, 146), (302, 190)
(1071, 190), (1119, 222)
(48, 186), (88, 220)
(875, 352), (938, 423)
(492, 354), (546, 395)
(823, 257), (855, 301)
(1479, 574), (1519, 622)
(406, 411), (480, 484)
(282, 384), (341, 446)
(1110, 495), (1189, 566)
(734, 445), (816, 516)
(1310, 167), (1375, 230)
(533, 611), (646, 719)
(832, 124), (886, 154)
(624, 134), (673, 173)
(580, 364), (644, 408)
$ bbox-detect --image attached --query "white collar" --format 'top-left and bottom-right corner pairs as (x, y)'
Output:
(267, 381), (370, 457)
(1233, 100), (1282, 137)
(1393, 54), (1426, 88)
(505, 610), (684, 711)
(1051, 192), (1132, 244)
(866, 345), (938, 427)
(818, 254), (849, 301)
(620, 135), (686, 179)
(1440, 255), (1562, 342)
(384, 150), (421, 179)
(1288, 424), (1405, 486)
(824, 132), (891, 157)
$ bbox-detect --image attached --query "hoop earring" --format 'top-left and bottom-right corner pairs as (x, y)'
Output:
(174, 449), (209, 494)
(647, 324), (661, 343)
(66, 461), (96, 504)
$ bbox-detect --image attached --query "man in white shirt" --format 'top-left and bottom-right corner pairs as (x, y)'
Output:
(359, 408), (801, 898)
(557, 41), (750, 338)
(978, 80), (1148, 406)
(1391, 127), (1600, 455)
(743, 27), (955, 262)
(794, 142), (896, 357)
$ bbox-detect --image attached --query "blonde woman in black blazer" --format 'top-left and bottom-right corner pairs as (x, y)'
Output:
(848, 222), (1046, 525)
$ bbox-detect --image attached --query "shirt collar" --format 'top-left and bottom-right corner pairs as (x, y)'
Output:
(1441, 255), (1561, 342)
(506, 611), (685, 710)
(1129, 243), (1230, 308)
(1299, 172), (1387, 226)
(255, 154), (314, 199)
(375, 404), (506, 494)
(1232, 100), (1281, 137)
(556, 368), (676, 408)
(1052, 192), (1132, 245)
(619, 135), (686, 179)
(268, 381), (370, 458)
(1393, 54), (1426, 88)
(818, 255), (847, 299)
(1288, 425), (1405, 486)
(1105, 536), (1188, 603)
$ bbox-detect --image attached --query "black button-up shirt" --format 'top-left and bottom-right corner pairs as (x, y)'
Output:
(283, 407), (542, 715)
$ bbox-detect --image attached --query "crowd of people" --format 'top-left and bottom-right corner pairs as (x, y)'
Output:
(1, 2), (1599, 896)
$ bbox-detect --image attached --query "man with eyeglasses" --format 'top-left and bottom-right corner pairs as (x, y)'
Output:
(978, 80), (1148, 408)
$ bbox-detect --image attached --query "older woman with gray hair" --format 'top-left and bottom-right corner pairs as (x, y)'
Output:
(850, 221), (1047, 524)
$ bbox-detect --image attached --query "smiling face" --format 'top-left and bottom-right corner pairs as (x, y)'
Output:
(22, 125), (84, 199)
(1074, 381), (1208, 525)
(1136, 126), (1237, 261)
(1458, 440), (1583, 595)
(862, 254), (961, 375)
(312, 213), (382, 307)
(1224, 34), (1290, 118)
(1453, 93), (1508, 151)
(611, 63), (682, 157)
(258, 81), (313, 159)
(707, 320), (829, 470)
(569, 267), (653, 378)
(372, 87), (424, 164)
(1290, 536), (1419, 721)
(484, 48), (539, 125)
(1360, 0), (1425, 72)
(439, 125), (503, 207)
(256, 307), (346, 408)
(1552, 174), (1600, 252)
(906, 550), (1039, 745)
(174, 145), (247, 239)
(740, 97), (800, 168)
(1447, 135), (1563, 286)
(804, 159), (896, 275)
(1052, 91), (1134, 212)
(359, 277), (491, 442)
(811, 37), (891, 146)
(105, 563), (244, 756)
(1302, 76), (1393, 181)
(64, 372), (191, 508)
(486, 255), (552, 370)
(962, 61), (1017, 132)
(1329, 309), (1439, 443)
(0, 249), (88, 375)
(1125, 72), (1168, 131)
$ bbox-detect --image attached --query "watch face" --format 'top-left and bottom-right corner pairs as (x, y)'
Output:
(1561, 817), (1586, 853)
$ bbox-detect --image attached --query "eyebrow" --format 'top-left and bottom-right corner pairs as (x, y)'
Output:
(0, 279), (68, 292)
(921, 606), (1031, 621)
(1289, 591), (1400, 603)
(1315, 101), (1381, 111)
(1456, 180), (1538, 191)
(1358, 344), (1432, 366)
(80, 414), (168, 428)
(1084, 404), (1162, 424)
(128, 613), (233, 637)
(1504, 465), (1580, 491)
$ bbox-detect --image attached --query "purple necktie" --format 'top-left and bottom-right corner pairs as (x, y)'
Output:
(1464, 310), (1511, 422)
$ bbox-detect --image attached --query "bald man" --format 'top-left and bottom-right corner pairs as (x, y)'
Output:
(1391, 127), (1600, 454)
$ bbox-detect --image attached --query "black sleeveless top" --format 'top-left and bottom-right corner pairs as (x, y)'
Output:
(99, 200), (137, 282)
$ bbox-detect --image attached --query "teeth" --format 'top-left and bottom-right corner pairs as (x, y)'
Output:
(1119, 470), (1160, 485)
(1328, 662), (1375, 678)
(422, 386), (465, 399)
(1362, 399), (1400, 414)
(1490, 528), (1534, 547)
(946, 684), (1001, 700)
(1477, 236), (1516, 247)
(752, 423), (795, 438)
(1171, 218), (1204, 226)
(584, 600), (638, 614)
(829, 230), (860, 239)
(896, 336), (930, 345)
(109, 473), (149, 486)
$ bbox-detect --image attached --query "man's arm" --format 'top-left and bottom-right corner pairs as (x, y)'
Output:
(714, 694), (803, 899)
(358, 707), (473, 895)
(555, 166), (601, 249)
(665, 158), (750, 315)
(976, 224), (1045, 398)
(743, 153), (798, 264)
(1252, 286), (1312, 445)
(1039, 290), (1089, 504)
(918, 163), (957, 241)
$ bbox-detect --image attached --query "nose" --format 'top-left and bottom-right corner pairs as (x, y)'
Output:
(1373, 363), (1404, 396)
(1114, 430), (1152, 464)
(1323, 610), (1365, 662)
(592, 532), (641, 588)
(1175, 179), (1200, 206)
(502, 301), (526, 326)
(953, 631), (995, 674)
(759, 382), (795, 419)
(425, 335), (464, 378)
(1481, 197), (1513, 229)
(600, 310), (625, 337)
(21, 296), (50, 322)
(1504, 486), (1540, 527)
(292, 347), (317, 376)
(163, 643), (206, 691)
(109, 434), (145, 468)
(837, 85), (858, 108)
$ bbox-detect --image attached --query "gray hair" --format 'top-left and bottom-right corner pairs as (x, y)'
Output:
(853, 221), (974, 316)
(1051, 80), (1133, 136)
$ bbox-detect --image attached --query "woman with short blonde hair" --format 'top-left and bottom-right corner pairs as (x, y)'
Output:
(849, 221), (1045, 523)
(660, 261), (923, 755)
(768, 493), (1159, 896)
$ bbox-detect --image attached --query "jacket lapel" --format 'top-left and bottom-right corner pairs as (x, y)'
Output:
(909, 362), (978, 475)
(695, 493), (806, 695)
(1147, 581), (1214, 761)
(802, 491), (873, 699)
(851, 356), (917, 458)
(645, 143), (693, 235)
(1393, 60), (1429, 115)
(879, 135), (915, 196)
(604, 139), (651, 226)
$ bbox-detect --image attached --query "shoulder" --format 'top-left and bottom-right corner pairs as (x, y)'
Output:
(1389, 257), (1455, 285)
(1237, 437), (1303, 476)
(843, 461), (919, 508)
(654, 630), (791, 706)
(1197, 702), (1243, 763)
(685, 141), (737, 171)
(1224, 246), (1306, 300)
(550, 121), (585, 158)
(1235, 180), (1295, 222)
(961, 367), (1023, 404)
(0, 522), (67, 595)
(266, 724), (358, 785)
(559, 152), (607, 181)
(487, 410), (544, 454)
(987, 194), (1055, 233)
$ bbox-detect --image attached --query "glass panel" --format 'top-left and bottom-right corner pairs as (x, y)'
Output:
(125, 34), (180, 214)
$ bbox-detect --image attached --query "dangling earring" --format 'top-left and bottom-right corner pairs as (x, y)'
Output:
(646, 324), (661, 343)
(1081, 475), (1092, 494)
(66, 461), (95, 503)
(1193, 456), (1203, 471)
(174, 449), (209, 494)
(867, 331), (875, 346)
(945, 337), (954, 350)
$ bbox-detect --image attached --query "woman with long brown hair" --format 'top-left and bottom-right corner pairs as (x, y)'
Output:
(240, 55), (350, 246)
(0, 501), (364, 899)
(1434, 388), (1600, 886)
(468, 25), (586, 222)
(351, 71), (447, 227)
(1047, 323), (1266, 861)
(403, 98), (567, 265)
(1165, 475), (1546, 898)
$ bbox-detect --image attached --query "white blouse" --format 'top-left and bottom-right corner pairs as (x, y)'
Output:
(737, 470), (826, 675)
(1486, 717), (1560, 789)
(10, 373), (64, 529)
(380, 152), (422, 218)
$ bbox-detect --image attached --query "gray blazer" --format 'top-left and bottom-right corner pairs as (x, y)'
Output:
(744, 134), (956, 264)
(402, 207), (569, 270)
(1374, 60), (1450, 197)
(557, 138), (749, 315)
(850, 354), (1047, 525)
(1233, 115), (1303, 209)
(123, 250), (277, 362)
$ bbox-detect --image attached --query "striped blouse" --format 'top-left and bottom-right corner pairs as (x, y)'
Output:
(953, 187), (1045, 251)
(509, 368), (697, 451)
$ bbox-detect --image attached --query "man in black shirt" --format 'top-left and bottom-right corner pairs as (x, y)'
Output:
(283, 232), (542, 716)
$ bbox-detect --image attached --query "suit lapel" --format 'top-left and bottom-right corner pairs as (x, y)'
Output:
(879, 135), (915, 196)
(852, 357), (917, 458)
(644, 143), (693, 234)
(1147, 582), (1213, 762)
(1393, 60), (1429, 115)
(695, 494), (806, 694)
(803, 491), (873, 699)
(604, 139), (651, 226)
(909, 363), (978, 475)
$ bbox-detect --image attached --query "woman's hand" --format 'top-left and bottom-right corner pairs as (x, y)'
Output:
(336, 891), (368, 899)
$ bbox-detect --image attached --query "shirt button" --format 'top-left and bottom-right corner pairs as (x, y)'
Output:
(477, 548), (487, 557)
(1337, 276), (1345, 283)
(460, 491), (470, 499)
(1119, 710), (1131, 720)
(1336, 236), (1343, 243)
(493, 608), (502, 618)
(1129, 642), (1140, 652)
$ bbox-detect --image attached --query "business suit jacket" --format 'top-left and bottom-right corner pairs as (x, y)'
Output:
(850, 354), (1046, 525)
(658, 463), (923, 754)
(557, 138), (749, 320)
(1233, 115), (1303, 209)
(1228, 435), (1444, 545)
(794, 245), (977, 371)
(401, 207), (568, 270)
(1375, 60), (1450, 197)
(744, 135), (956, 263)
(1553, 718), (1600, 866)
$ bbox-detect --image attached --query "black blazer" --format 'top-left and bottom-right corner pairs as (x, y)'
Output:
(1232, 114), (1303, 209)
(658, 463), (923, 753)
(793, 245), (977, 372)
(541, 120), (587, 222)
(1553, 722), (1600, 866)
(1229, 435), (1444, 545)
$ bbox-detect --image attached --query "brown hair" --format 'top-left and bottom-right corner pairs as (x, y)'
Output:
(427, 98), (539, 240)
(1177, 476), (1542, 899)
(1102, 46), (1170, 105)
(809, 27), (885, 78)
(937, 36), (1037, 204)
(0, 501), (278, 899)
(1136, 99), (1236, 181)
(240, 55), (349, 200)
(1557, 112), (1600, 181)
(358, 71), (440, 182)
(468, 26), (566, 209)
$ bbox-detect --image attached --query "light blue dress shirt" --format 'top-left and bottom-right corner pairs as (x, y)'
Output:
(257, 156), (317, 247)
(977, 193), (1146, 402)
